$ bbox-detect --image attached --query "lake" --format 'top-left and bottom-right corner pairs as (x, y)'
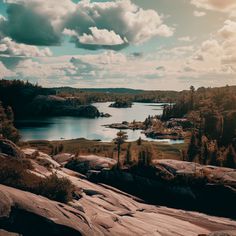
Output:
(16, 102), (183, 143)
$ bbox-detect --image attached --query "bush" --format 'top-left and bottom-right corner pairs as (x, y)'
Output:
(0, 156), (74, 203)
(37, 174), (74, 203)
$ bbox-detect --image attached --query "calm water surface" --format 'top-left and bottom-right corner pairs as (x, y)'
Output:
(16, 102), (182, 143)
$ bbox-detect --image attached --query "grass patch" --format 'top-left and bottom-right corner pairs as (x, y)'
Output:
(20, 137), (190, 166)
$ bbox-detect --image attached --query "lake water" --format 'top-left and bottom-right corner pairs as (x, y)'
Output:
(16, 102), (183, 143)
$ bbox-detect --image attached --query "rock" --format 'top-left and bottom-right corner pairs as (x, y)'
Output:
(21, 148), (39, 159)
(53, 153), (75, 165)
(153, 159), (236, 185)
(208, 230), (236, 236)
(0, 230), (20, 236)
(84, 159), (236, 218)
(0, 139), (25, 159)
(1, 144), (236, 236)
(109, 101), (132, 108)
(65, 155), (117, 175)
(36, 151), (61, 169)
(1, 154), (236, 236)
(22, 148), (60, 168)
(105, 123), (129, 130)
(0, 184), (98, 236)
(57, 168), (236, 236)
(100, 112), (111, 118)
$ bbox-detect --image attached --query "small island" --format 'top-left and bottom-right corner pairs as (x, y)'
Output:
(109, 100), (133, 108)
(104, 117), (188, 140)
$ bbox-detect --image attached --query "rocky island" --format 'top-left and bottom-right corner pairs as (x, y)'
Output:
(105, 116), (187, 140)
(109, 100), (133, 108)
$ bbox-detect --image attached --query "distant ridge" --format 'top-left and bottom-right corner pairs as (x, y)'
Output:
(54, 87), (145, 94)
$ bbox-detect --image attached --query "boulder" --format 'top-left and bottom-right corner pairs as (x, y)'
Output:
(0, 139), (25, 159)
(21, 148), (39, 159)
(65, 155), (117, 174)
(53, 153), (75, 165)
(22, 148), (60, 168)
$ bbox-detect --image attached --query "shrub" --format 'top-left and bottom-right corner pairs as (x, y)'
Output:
(37, 174), (74, 203)
(0, 156), (74, 203)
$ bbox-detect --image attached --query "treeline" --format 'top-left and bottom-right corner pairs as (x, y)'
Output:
(0, 79), (99, 118)
(0, 79), (55, 118)
(162, 85), (236, 168)
(55, 87), (179, 103)
(0, 101), (20, 143)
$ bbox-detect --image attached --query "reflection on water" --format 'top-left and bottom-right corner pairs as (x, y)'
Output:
(16, 102), (183, 143)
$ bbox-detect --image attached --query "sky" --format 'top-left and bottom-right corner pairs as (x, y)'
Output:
(0, 0), (236, 90)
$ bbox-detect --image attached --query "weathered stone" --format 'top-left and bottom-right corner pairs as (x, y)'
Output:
(0, 139), (25, 159)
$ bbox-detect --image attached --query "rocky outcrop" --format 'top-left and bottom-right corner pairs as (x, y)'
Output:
(22, 148), (61, 169)
(0, 154), (236, 235)
(52, 168), (236, 235)
(1, 141), (236, 235)
(82, 159), (236, 218)
(0, 139), (25, 159)
(65, 155), (117, 175)
(0, 184), (97, 236)
(53, 153), (75, 165)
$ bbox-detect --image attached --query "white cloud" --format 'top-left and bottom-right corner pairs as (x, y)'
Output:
(79, 27), (127, 46)
(193, 10), (206, 17)
(0, 61), (15, 77)
(13, 58), (74, 84)
(64, 0), (174, 49)
(189, 19), (236, 74)
(1, 0), (173, 50)
(230, 10), (236, 19)
(0, 37), (52, 57)
(191, 0), (236, 12)
(218, 20), (236, 39)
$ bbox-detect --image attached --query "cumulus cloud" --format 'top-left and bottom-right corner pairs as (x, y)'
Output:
(65, 27), (128, 50)
(13, 58), (74, 83)
(0, 0), (174, 50)
(79, 27), (126, 45)
(0, 61), (15, 77)
(218, 20), (236, 66)
(193, 10), (206, 17)
(191, 0), (236, 12)
(218, 20), (236, 39)
(0, 37), (52, 57)
(0, 1), (65, 45)
(64, 0), (174, 48)
(189, 19), (236, 74)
